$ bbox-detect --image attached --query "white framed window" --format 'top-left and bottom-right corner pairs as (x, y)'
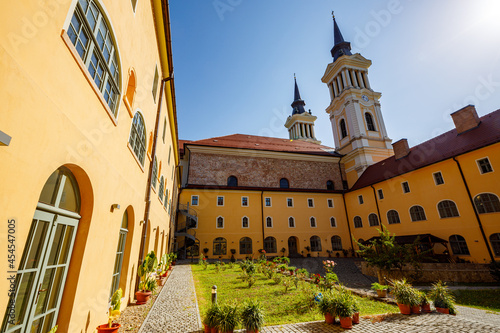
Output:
(129, 112), (147, 165)
(310, 217), (316, 228)
(217, 196), (224, 206)
(158, 176), (164, 202)
(307, 198), (314, 208)
(288, 216), (295, 228)
(241, 196), (249, 207)
(433, 171), (445, 185)
(358, 195), (364, 204)
(266, 216), (273, 228)
(242, 216), (249, 228)
(327, 199), (334, 208)
(378, 189), (384, 200)
(410, 205), (426, 221)
(402, 181), (411, 193)
(191, 195), (199, 206)
(287, 198), (293, 207)
(216, 216), (224, 229)
(330, 217), (336, 227)
(151, 157), (158, 189)
(477, 157), (493, 174)
(265, 197), (272, 207)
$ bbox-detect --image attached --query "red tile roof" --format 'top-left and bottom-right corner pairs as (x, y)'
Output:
(180, 134), (341, 157)
(351, 109), (500, 190)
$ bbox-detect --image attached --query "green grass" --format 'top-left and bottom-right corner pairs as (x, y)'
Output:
(452, 289), (500, 313)
(192, 263), (398, 327)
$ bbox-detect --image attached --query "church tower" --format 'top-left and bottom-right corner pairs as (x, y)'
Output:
(284, 77), (321, 144)
(322, 13), (393, 187)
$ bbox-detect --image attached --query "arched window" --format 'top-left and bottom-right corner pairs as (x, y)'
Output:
(227, 175), (238, 187)
(129, 112), (146, 165)
(330, 217), (336, 227)
(449, 235), (470, 255)
(124, 69), (136, 111)
(280, 178), (289, 189)
(266, 216), (273, 228)
(410, 205), (427, 221)
(67, 0), (121, 114)
(288, 217), (295, 228)
(242, 216), (249, 228)
(354, 216), (363, 228)
(339, 119), (348, 139)
(240, 237), (252, 255)
(368, 213), (380, 227)
(216, 216), (224, 229)
(326, 180), (334, 190)
(151, 157), (158, 189)
(213, 237), (227, 255)
(365, 112), (376, 131)
(387, 210), (401, 224)
(110, 211), (128, 296)
(331, 236), (342, 251)
(437, 200), (459, 218)
(158, 176), (164, 201)
(490, 233), (500, 256)
(264, 237), (277, 253)
(474, 193), (500, 214)
(310, 236), (322, 252)
(310, 217), (316, 228)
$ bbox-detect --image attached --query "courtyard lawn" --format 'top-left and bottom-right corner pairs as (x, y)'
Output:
(452, 289), (500, 313)
(191, 263), (398, 327)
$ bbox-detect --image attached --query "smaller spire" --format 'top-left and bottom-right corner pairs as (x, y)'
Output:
(330, 13), (352, 61)
(291, 76), (307, 115)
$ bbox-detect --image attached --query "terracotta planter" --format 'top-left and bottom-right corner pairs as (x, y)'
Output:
(435, 307), (449, 314)
(135, 291), (152, 305)
(324, 312), (335, 324)
(210, 328), (217, 333)
(421, 304), (432, 313)
(96, 323), (120, 333)
(203, 324), (214, 333)
(376, 289), (387, 298)
(352, 312), (360, 324)
(411, 305), (421, 314)
(397, 303), (411, 315)
(339, 316), (352, 329)
(246, 330), (259, 333)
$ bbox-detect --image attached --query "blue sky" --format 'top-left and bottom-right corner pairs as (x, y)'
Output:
(170, 0), (500, 148)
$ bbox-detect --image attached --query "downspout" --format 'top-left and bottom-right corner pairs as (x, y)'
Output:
(186, 146), (192, 186)
(453, 157), (494, 262)
(138, 77), (173, 268)
(261, 191), (265, 250)
(371, 185), (385, 231)
(338, 160), (354, 252)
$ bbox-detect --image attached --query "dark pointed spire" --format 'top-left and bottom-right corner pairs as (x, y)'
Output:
(291, 75), (307, 115)
(330, 12), (352, 61)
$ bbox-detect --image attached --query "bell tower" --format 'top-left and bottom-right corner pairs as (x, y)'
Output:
(284, 76), (321, 144)
(322, 13), (393, 187)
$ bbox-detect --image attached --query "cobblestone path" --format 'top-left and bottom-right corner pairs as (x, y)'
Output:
(138, 264), (202, 333)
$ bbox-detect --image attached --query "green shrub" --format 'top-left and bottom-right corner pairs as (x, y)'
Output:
(217, 304), (239, 332)
(429, 281), (457, 315)
(241, 300), (265, 331)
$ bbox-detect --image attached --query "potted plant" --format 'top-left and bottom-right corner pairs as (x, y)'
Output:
(287, 266), (296, 275)
(203, 248), (209, 258)
(429, 281), (457, 315)
(336, 293), (354, 329)
(335, 251), (340, 258)
(327, 249), (332, 258)
(97, 288), (122, 332)
(203, 303), (220, 333)
(230, 249), (236, 262)
(241, 299), (265, 333)
(342, 249), (349, 257)
(351, 297), (360, 324)
(391, 279), (418, 315)
(217, 304), (239, 333)
(318, 290), (339, 324)
(305, 246), (311, 257)
(419, 291), (432, 313)
(170, 253), (178, 266)
(371, 282), (389, 298)
(136, 251), (158, 304)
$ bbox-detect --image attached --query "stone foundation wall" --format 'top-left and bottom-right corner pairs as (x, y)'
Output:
(360, 262), (496, 283)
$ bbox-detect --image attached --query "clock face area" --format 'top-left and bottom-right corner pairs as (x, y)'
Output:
(362, 95), (369, 102)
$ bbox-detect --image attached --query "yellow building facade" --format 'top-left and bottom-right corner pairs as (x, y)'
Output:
(0, 0), (179, 332)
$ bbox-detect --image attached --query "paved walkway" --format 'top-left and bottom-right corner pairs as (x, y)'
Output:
(139, 263), (500, 333)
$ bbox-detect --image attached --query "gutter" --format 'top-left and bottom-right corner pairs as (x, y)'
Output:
(261, 191), (265, 250)
(371, 185), (385, 231)
(339, 160), (354, 252)
(452, 157), (494, 262)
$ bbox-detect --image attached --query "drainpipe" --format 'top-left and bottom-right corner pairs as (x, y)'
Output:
(453, 157), (494, 262)
(138, 77), (173, 270)
(371, 185), (385, 231)
(338, 160), (355, 252)
(261, 191), (265, 250)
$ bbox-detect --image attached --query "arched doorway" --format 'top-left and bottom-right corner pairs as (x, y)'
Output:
(288, 236), (298, 256)
(1, 167), (81, 333)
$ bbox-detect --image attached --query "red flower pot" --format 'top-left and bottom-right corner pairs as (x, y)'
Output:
(135, 291), (152, 305)
(210, 328), (217, 333)
(352, 312), (360, 324)
(376, 289), (387, 298)
(436, 307), (449, 314)
(397, 303), (411, 315)
(421, 304), (431, 313)
(96, 323), (121, 333)
(340, 316), (352, 329)
(411, 305), (421, 314)
(247, 330), (259, 333)
(203, 324), (211, 333)
(325, 312), (335, 324)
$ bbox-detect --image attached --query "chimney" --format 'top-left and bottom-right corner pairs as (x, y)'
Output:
(392, 138), (410, 160)
(451, 105), (480, 134)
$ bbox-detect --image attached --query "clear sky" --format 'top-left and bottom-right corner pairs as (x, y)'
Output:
(169, 0), (500, 148)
